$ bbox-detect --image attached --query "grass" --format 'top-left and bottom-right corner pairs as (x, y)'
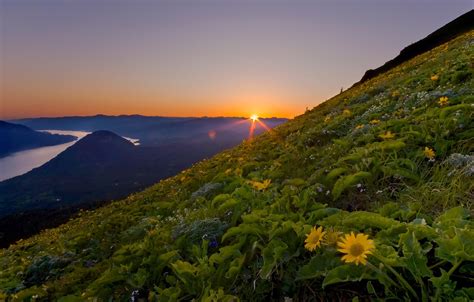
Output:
(0, 31), (473, 301)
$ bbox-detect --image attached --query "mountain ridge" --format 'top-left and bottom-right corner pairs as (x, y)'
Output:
(0, 121), (76, 158)
(356, 9), (474, 85)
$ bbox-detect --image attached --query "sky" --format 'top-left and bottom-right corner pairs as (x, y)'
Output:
(0, 0), (471, 119)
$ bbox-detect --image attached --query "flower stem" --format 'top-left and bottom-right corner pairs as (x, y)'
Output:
(372, 253), (419, 299)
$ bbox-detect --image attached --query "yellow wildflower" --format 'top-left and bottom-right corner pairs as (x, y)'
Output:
(424, 147), (435, 159)
(391, 91), (400, 97)
(248, 179), (271, 191)
(379, 131), (395, 140)
(342, 109), (352, 117)
(430, 75), (439, 81)
(323, 228), (342, 246)
(369, 119), (380, 125)
(355, 124), (364, 130)
(337, 232), (375, 265)
(305, 226), (325, 251)
(324, 116), (331, 123)
(438, 96), (449, 106)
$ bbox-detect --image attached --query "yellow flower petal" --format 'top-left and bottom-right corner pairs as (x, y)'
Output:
(304, 226), (326, 251)
(337, 232), (375, 266)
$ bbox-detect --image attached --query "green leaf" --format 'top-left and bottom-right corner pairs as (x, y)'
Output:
(342, 211), (401, 230)
(260, 239), (288, 279)
(225, 254), (246, 279)
(399, 231), (432, 278)
(58, 296), (84, 302)
(434, 207), (470, 230)
(322, 264), (375, 288)
(296, 251), (340, 280)
(332, 172), (372, 199)
(326, 167), (348, 181)
(307, 208), (341, 224)
(366, 281), (376, 295)
(222, 224), (264, 242)
(436, 228), (474, 263)
(171, 260), (198, 275)
(429, 269), (457, 298)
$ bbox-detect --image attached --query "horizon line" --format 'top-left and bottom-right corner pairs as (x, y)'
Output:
(3, 113), (290, 121)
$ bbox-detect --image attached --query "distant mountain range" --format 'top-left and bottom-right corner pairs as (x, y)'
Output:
(11, 115), (287, 146)
(0, 121), (76, 157)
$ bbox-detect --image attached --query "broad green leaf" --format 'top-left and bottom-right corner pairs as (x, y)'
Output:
(429, 269), (457, 299)
(225, 255), (246, 279)
(434, 207), (470, 230)
(296, 252), (340, 280)
(399, 231), (432, 278)
(436, 228), (474, 263)
(307, 208), (341, 224)
(342, 211), (401, 230)
(332, 172), (372, 199)
(222, 224), (265, 242)
(326, 167), (348, 181)
(260, 239), (288, 279)
(322, 264), (375, 288)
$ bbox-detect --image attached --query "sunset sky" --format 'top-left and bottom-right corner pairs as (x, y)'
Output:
(1, 0), (471, 119)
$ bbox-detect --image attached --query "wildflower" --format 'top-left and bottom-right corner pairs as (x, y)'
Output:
(379, 131), (395, 140)
(424, 147), (435, 160)
(323, 228), (342, 246)
(324, 116), (331, 123)
(430, 75), (439, 81)
(248, 179), (271, 191)
(355, 124), (364, 130)
(369, 119), (380, 125)
(337, 232), (375, 265)
(209, 239), (219, 248)
(438, 96), (449, 106)
(391, 90), (400, 97)
(342, 109), (352, 117)
(304, 226), (325, 251)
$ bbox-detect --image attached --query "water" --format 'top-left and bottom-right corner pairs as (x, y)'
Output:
(0, 130), (139, 182)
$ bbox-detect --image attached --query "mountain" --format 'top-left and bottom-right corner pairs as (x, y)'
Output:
(0, 20), (473, 301)
(11, 115), (287, 146)
(0, 121), (76, 157)
(357, 9), (474, 85)
(0, 130), (213, 243)
(0, 126), (278, 246)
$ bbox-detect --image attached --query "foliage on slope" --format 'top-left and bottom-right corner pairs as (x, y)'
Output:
(0, 31), (473, 301)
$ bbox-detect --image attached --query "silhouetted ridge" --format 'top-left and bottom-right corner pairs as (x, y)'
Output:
(70, 130), (134, 150)
(0, 120), (76, 157)
(42, 131), (134, 169)
(356, 10), (474, 85)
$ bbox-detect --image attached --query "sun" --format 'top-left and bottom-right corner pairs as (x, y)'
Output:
(250, 114), (259, 122)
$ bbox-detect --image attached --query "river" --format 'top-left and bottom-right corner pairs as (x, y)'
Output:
(0, 130), (139, 182)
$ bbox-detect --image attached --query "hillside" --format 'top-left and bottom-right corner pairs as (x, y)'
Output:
(357, 9), (474, 84)
(1, 129), (259, 247)
(0, 30), (473, 301)
(0, 121), (76, 158)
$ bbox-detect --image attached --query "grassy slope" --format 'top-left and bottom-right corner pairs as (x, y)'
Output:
(0, 31), (473, 301)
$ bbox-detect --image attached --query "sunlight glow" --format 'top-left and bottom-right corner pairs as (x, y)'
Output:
(246, 114), (272, 140)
